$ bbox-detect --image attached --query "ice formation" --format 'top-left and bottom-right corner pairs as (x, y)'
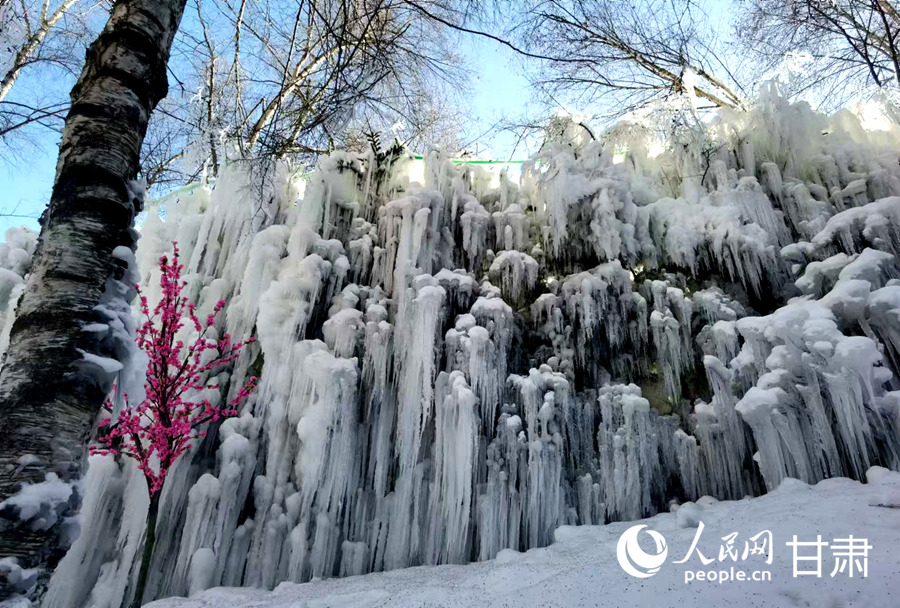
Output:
(21, 90), (900, 606)
(0, 227), (37, 359)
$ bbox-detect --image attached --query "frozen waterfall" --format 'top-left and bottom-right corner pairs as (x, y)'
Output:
(30, 91), (900, 608)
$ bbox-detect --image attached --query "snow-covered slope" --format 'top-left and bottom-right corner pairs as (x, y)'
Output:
(149, 467), (900, 608)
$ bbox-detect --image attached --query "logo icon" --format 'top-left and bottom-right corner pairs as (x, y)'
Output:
(617, 525), (668, 578)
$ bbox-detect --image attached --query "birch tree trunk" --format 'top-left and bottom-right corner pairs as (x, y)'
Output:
(0, 0), (186, 597)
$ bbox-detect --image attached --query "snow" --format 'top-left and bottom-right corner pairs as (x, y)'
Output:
(0, 473), (73, 530)
(674, 501), (703, 528)
(0, 558), (39, 598)
(78, 350), (125, 374)
(148, 468), (900, 608)
(812, 196), (900, 256)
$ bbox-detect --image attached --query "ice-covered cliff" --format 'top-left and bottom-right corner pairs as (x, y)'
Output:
(28, 89), (900, 607)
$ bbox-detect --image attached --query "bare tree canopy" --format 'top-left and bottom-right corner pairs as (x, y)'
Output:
(496, 0), (747, 116)
(141, 0), (468, 186)
(1, 0), (472, 189)
(0, 0), (105, 139)
(742, 0), (900, 109)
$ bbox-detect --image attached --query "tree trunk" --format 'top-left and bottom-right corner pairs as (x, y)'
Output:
(131, 491), (160, 608)
(0, 0), (187, 598)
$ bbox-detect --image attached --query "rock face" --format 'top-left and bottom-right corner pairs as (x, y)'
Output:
(36, 94), (900, 607)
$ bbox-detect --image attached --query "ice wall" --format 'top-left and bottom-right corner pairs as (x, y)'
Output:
(41, 93), (900, 607)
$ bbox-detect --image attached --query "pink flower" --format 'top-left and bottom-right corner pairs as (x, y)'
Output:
(91, 241), (257, 498)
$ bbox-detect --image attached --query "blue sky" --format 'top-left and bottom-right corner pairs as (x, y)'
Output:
(0, 33), (533, 236)
(0, 105), (58, 233)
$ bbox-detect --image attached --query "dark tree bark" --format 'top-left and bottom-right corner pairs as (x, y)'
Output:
(0, 0), (187, 598)
(132, 491), (160, 607)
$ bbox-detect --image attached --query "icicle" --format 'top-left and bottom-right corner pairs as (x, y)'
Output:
(426, 371), (478, 564)
(488, 251), (539, 306)
(385, 280), (445, 570)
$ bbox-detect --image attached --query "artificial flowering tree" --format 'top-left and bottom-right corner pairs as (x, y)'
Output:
(91, 243), (257, 607)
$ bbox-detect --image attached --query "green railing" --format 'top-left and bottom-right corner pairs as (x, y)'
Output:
(411, 155), (526, 165)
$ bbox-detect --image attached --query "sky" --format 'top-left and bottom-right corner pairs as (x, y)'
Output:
(0, 30), (533, 236)
(0, 131), (56, 234)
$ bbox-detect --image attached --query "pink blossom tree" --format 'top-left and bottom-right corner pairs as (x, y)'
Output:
(91, 243), (257, 607)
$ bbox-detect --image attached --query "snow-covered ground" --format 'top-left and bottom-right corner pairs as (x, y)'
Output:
(150, 468), (900, 608)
